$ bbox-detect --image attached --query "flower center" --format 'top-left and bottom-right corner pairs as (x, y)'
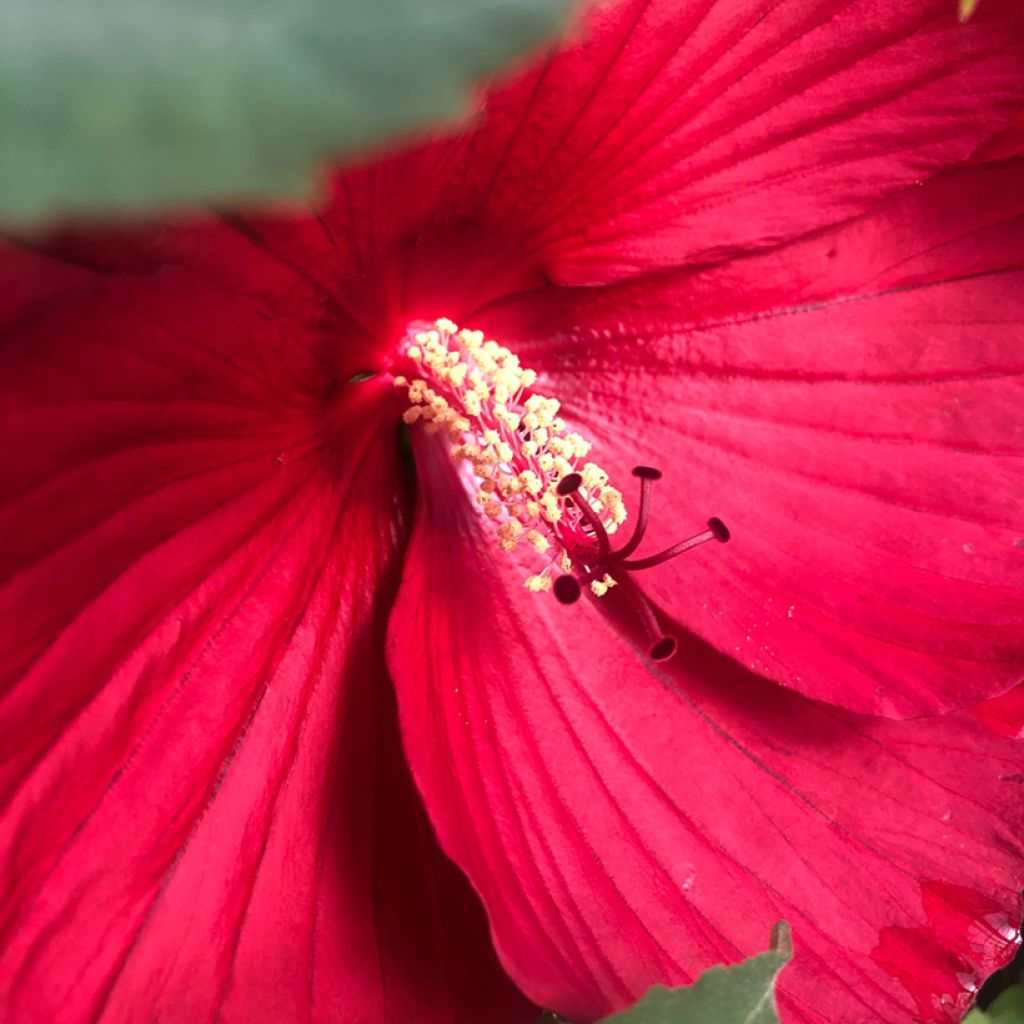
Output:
(393, 318), (728, 660)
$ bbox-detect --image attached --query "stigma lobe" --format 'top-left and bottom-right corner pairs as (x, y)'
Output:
(553, 467), (729, 662)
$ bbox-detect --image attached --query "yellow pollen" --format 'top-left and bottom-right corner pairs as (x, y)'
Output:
(590, 573), (618, 598)
(526, 530), (550, 554)
(396, 318), (625, 592)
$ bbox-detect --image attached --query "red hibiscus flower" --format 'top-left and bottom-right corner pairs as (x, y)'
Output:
(3, 2), (1024, 1023)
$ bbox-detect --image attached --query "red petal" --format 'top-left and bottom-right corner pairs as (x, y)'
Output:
(388, 446), (1024, 1024)
(0, 243), (532, 1024)
(973, 110), (1024, 163)
(387, 0), (1024, 286)
(973, 685), (1024, 739)
(481, 159), (1024, 718)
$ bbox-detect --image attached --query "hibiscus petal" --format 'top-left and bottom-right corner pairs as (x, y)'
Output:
(973, 685), (1024, 740)
(0, 244), (532, 1024)
(973, 111), (1024, 163)
(239, 0), (1024, 305)
(478, 159), (1024, 718)
(388, 445), (1024, 1024)
(410, 0), (1024, 285)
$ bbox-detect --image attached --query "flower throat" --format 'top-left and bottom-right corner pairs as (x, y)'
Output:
(394, 319), (728, 661)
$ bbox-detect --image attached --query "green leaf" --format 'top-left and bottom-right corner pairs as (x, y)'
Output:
(0, 0), (572, 224)
(586, 923), (792, 1024)
(965, 987), (1024, 1024)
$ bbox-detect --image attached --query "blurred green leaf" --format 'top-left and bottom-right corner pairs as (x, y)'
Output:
(0, 0), (571, 224)
(589, 923), (792, 1024)
(966, 986), (1024, 1024)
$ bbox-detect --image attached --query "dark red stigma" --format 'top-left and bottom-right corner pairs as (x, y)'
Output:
(553, 465), (729, 662)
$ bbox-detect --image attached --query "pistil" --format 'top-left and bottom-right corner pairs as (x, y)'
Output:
(551, 469), (729, 660)
(394, 318), (728, 660)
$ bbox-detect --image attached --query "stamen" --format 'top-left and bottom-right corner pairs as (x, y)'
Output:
(393, 318), (625, 593)
(393, 318), (729, 662)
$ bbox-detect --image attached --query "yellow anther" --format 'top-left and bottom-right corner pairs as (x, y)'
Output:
(590, 573), (619, 597)
(568, 434), (591, 458)
(603, 489), (624, 512)
(525, 574), (552, 592)
(526, 530), (550, 554)
(498, 520), (523, 544)
(582, 463), (609, 489)
(402, 407), (423, 425)
(519, 471), (542, 495)
(407, 346), (422, 360)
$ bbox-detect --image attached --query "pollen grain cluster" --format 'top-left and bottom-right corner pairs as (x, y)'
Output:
(394, 319), (625, 594)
